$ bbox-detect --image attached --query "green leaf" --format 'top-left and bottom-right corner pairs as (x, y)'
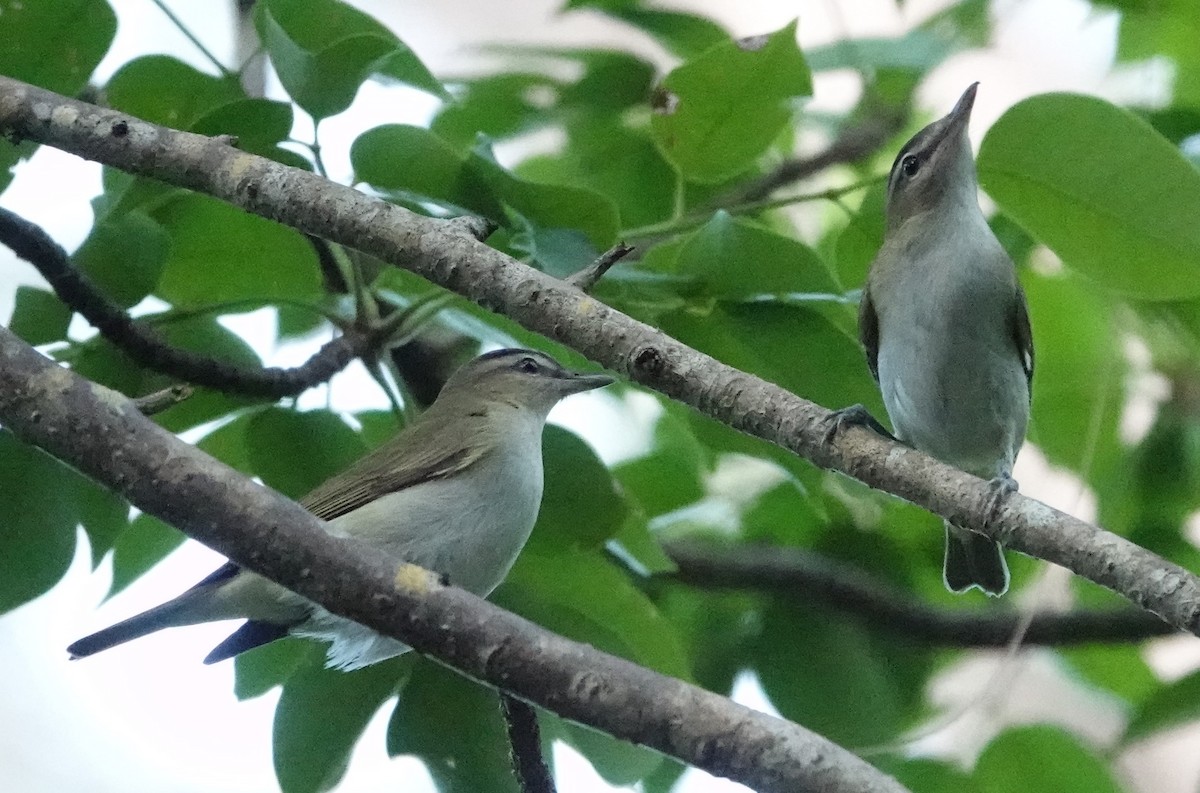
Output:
(676, 211), (840, 298)
(1063, 645), (1159, 707)
(0, 0), (115, 92)
(1023, 269), (1124, 479)
(613, 403), (708, 517)
(498, 548), (691, 680)
(255, 0), (446, 121)
(836, 184), (886, 289)
(979, 93), (1200, 299)
(235, 639), (317, 700)
(1124, 668), (1200, 743)
(887, 759), (979, 793)
(108, 513), (186, 597)
(519, 120), (677, 229)
(976, 726), (1124, 793)
(352, 125), (619, 247)
(657, 301), (879, 416)
(8, 287), (71, 345)
(805, 30), (956, 73)
(467, 141), (620, 248)
(243, 408), (367, 499)
(0, 432), (86, 614)
(566, 2), (727, 59)
(273, 657), (404, 793)
(190, 98), (300, 164)
(751, 603), (930, 746)
(651, 22), (812, 183)
(387, 660), (518, 793)
(73, 209), (169, 308)
(529, 425), (627, 551)
(432, 72), (559, 148)
(0, 0), (114, 192)
(105, 55), (244, 129)
(497, 548), (689, 785)
(151, 193), (322, 307)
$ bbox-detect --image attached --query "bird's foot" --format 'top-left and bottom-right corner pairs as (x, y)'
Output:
(982, 474), (1018, 530)
(822, 404), (896, 447)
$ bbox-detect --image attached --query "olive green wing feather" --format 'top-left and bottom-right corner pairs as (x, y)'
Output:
(300, 415), (492, 521)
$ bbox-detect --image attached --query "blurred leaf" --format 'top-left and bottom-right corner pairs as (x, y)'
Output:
(676, 211), (840, 298)
(805, 30), (956, 73)
(190, 98), (302, 165)
(274, 657), (403, 793)
(235, 639), (320, 701)
(565, 1), (727, 59)
(751, 603), (930, 746)
(108, 513), (186, 598)
(651, 22), (812, 183)
(73, 208), (169, 308)
(607, 513), (675, 575)
(105, 55), (243, 128)
(243, 408), (367, 499)
(0, 432), (87, 613)
(1023, 269), (1124, 479)
(255, 0), (446, 120)
(887, 758), (980, 793)
(976, 726), (1124, 793)
(352, 126), (620, 247)
(498, 547), (688, 784)
(8, 287), (71, 345)
(152, 193), (321, 306)
(979, 93), (1200, 299)
(1117, 0), (1200, 106)
(432, 72), (558, 148)
(387, 660), (518, 793)
(836, 184), (886, 289)
(1124, 667), (1200, 743)
(529, 425), (627, 551)
(506, 210), (597, 278)
(613, 403), (708, 517)
(0, 0), (115, 192)
(658, 301), (878, 416)
(1063, 645), (1159, 707)
(518, 120), (677, 229)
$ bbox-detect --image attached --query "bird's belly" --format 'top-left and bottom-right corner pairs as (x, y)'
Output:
(876, 326), (1028, 477)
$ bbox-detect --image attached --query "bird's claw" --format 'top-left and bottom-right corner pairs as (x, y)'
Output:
(982, 474), (1018, 530)
(823, 404), (896, 446)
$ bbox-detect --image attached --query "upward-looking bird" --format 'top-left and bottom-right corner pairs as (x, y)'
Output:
(851, 83), (1034, 596)
(67, 348), (613, 669)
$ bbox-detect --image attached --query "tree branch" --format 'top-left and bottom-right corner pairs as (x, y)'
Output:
(0, 206), (365, 398)
(0, 325), (909, 793)
(663, 540), (1176, 647)
(3, 76), (1199, 637)
(502, 694), (556, 793)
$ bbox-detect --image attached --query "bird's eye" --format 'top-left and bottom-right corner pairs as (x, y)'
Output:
(516, 357), (540, 374)
(900, 155), (920, 178)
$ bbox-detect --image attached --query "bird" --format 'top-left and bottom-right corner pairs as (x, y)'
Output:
(836, 83), (1034, 596)
(67, 348), (613, 669)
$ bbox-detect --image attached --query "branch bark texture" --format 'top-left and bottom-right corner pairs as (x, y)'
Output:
(2, 77), (1199, 637)
(0, 326), (909, 793)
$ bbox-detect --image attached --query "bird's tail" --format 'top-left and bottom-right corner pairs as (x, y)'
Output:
(67, 594), (213, 659)
(943, 522), (1010, 597)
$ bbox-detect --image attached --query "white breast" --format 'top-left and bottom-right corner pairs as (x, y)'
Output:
(294, 411), (546, 670)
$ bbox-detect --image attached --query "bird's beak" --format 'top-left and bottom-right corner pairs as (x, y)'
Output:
(941, 82), (978, 139)
(563, 371), (614, 394)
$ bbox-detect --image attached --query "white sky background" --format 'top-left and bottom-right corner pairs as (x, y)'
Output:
(2, 0), (1197, 792)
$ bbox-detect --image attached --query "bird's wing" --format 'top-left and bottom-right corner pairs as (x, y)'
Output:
(858, 281), (881, 383)
(299, 413), (493, 521)
(1011, 283), (1035, 398)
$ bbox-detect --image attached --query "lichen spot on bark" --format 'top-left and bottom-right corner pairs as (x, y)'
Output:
(394, 562), (433, 595)
(49, 104), (80, 127)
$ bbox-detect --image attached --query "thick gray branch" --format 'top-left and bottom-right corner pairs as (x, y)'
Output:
(0, 327), (907, 793)
(2, 76), (1198, 637)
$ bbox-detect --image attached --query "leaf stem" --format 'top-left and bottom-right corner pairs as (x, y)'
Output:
(149, 0), (235, 78)
(622, 174), (884, 242)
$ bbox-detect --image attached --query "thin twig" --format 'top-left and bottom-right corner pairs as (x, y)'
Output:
(502, 694), (556, 793)
(664, 540), (1176, 647)
(149, 0), (234, 78)
(0, 207), (366, 399)
(566, 243), (635, 292)
(132, 384), (194, 415)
